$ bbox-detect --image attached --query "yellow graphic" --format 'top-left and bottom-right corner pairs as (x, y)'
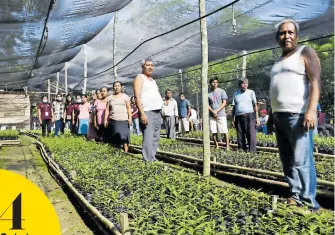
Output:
(0, 169), (60, 235)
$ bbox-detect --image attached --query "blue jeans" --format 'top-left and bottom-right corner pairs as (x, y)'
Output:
(273, 112), (320, 209)
(132, 118), (141, 135)
(54, 119), (64, 136)
(66, 120), (72, 130)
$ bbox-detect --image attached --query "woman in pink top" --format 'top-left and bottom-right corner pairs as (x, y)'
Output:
(76, 94), (91, 136)
(94, 86), (108, 141)
(104, 81), (132, 152)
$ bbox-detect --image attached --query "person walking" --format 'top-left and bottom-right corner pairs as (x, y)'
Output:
(270, 19), (321, 210)
(231, 78), (259, 152)
(133, 58), (163, 162)
(178, 93), (191, 134)
(104, 81), (132, 152)
(162, 89), (178, 139)
(130, 96), (141, 136)
(37, 95), (53, 137)
(52, 93), (65, 136)
(76, 94), (90, 136)
(208, 77), (230, 149)
(64, 94), (75, 134)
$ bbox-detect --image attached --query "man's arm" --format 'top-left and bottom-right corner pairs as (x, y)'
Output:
(187, 102), (191, 119)
(126, 99), (132, 125)
(37, 106), (42, 123)
(252, 91), (259, 125)
(134, 75), (147, 124)
(174, 100), (179, 119)
(302, 46), (321, 130)
(231, 105), (236, 128)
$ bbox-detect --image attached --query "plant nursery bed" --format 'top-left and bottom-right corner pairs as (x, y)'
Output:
(33, 136), (334, 235)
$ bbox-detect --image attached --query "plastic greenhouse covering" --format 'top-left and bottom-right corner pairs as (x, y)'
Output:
(0, 0), (333, 93)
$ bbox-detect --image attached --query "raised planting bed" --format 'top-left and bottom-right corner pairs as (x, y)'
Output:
(38, 136), (334, 235)
(131, 136), (335, 186)
(0, 130), (19, 140)
(178, 130), (335, 155)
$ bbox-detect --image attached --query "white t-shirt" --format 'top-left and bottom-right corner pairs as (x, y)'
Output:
(259, 115), (269, 125)
(139, 74), (163, 111)
(190, 109), (197, 121)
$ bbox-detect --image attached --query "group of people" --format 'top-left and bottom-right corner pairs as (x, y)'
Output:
(37, 83), (135, 152)
(132, 19), (321, 211)
(38, 18), (321, 211)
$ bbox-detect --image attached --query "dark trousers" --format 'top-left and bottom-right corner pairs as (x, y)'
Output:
(41, 119), (52, 136)
(54, 119), (64, 136)
(235, 113), (257, 152)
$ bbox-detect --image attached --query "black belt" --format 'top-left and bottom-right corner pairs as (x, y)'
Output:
(238, 112), (253, 117)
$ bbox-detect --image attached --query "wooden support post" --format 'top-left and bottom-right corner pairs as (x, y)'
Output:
(199, 0), (211, 176)
(113, 11), (118, 82)
(272, 195), (278, 210)
(56, 72), (59, 95)
(242, 50), (247, 78)
(179, 69), (184, 93)
(120, 213), (130, 235)
(47, 79), (50, 102)
(83, 45), (87, 94)
(65, 62), (68, 95)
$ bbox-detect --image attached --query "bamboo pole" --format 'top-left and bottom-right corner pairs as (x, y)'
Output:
(83, 45), (87, 94)
(120, 213), (131, 235)
(47, 79), (50, 101)
(272, 195), (278, 210)
(0, 140), (21, 146)
(113, 12), (118, 82)
(199, 0), (211, 177)
(175, 136), (335, 159)
(130, 145), (335, 188)
(35, 140), (123, 235)
(179, 69), (184, 93)
(129, 145), (333, 198)
(242, 50), (247, 78)
(65, 62), (68, 95)
(56, 72), (59, 95)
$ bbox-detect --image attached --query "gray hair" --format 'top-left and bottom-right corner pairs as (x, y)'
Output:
(238, 77), (248, 85)
(141, 57), (154, 68)
(275, 19), (299, 34)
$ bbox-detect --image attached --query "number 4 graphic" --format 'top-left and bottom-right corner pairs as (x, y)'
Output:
(0, 193), (24, 230)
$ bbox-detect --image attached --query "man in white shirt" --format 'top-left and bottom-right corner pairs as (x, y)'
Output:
(162, 89), (178, 139)
(190, 107), (198, 131)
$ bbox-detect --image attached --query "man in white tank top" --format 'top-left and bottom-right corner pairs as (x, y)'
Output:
(134, 58), (163, 162)
(269, 19), (321, 211)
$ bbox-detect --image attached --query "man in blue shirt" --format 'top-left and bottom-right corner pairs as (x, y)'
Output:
(232, 78), (259, 152)
(178, 93), (191, 133)
(208, 77), (229, 149)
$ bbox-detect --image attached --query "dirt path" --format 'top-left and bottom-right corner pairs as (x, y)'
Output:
(0, 136), (96, 235)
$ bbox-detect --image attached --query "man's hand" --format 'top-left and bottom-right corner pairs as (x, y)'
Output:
(231, 118), (235, 128)
(140, 114), (148, 125)
(304, 110), (317, 131)
(128, 118), (132, 126)
(39, 119), (42, 124)
(52, 117), (55, 124)
(104, 119), (108, 128)
(256, 118), (260, 127)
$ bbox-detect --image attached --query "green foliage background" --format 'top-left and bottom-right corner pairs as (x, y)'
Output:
(156, 36), (334, 118)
